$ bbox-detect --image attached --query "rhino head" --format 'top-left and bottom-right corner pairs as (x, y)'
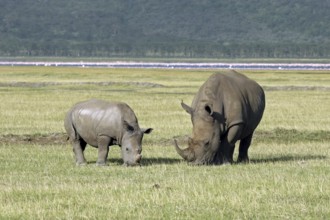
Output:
(174, 101), (224, 165)
(121, 120), (153, 166)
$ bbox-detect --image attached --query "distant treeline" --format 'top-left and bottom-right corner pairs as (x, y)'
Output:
(1, 0), (330, 58)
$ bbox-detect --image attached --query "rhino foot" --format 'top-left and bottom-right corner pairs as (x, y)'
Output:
(96, 162), (108, 166)
(76, 161), (87, 166)
(237, 156), (250, 163)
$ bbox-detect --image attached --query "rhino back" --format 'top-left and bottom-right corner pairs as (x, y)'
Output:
(193, 71), (265, 136)
(68, 99), (136, 146)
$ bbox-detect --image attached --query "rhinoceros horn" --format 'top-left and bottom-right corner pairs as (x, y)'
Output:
(174, 139), (194, 161)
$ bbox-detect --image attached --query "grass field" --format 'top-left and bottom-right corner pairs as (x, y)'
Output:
(0, 66), (329, 219)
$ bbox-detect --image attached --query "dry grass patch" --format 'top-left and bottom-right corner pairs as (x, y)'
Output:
(0, 67), (330, 219)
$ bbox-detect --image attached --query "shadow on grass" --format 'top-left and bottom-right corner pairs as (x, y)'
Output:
(87, 157), (182, 166)
(87, 155), (327, 166)
(250, 154), (327, 164)
(141, 157), (182, 166)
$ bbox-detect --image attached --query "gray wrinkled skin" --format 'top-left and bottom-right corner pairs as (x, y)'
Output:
(175, 70), (265, 165)
(64, 99), (152, 166)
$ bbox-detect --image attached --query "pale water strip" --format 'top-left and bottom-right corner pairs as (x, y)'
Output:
(1, 61), (330, 70)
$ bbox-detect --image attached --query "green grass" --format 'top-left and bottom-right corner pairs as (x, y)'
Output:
(0, 66), (329, 219)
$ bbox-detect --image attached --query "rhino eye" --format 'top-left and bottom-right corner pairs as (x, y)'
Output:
(124, 120), (135, 133)
(126, 147), (129, 151)
(126, 124), (135, 132)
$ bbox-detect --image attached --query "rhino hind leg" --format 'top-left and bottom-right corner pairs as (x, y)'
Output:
(237, 133), (253, 163)
(73, 138), (87, 166)
(96, 136), (111, 166)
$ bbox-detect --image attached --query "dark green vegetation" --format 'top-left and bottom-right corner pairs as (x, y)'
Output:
(1, 0), (330, 58)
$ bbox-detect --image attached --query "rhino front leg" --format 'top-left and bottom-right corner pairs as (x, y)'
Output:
(216, 124), (243, 164)
(96, 136), (111, 166)
(73, 139), (87, 166)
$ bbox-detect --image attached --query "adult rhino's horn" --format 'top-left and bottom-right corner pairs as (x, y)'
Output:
(174, 139), (194, 161)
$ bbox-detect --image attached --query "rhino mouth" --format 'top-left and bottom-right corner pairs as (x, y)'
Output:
(123, 154), (142, 166)
(187, 160), (208, 166)
(123, 161), (142, 167)
(174, 139), (219, 165)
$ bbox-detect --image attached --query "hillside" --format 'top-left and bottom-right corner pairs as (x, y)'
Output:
(0, 0), (330, 58)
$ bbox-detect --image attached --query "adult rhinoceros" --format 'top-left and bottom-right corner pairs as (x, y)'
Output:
(174, 70), (265, 165)
(64, 99), (152, 166)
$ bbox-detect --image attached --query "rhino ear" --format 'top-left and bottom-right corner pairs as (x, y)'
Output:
(181, 101), (193, 115)
(142, 128), (153, 134)
(205, 104), (226, 123)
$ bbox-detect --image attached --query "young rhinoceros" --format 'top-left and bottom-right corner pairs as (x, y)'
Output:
(64, 99), (152, 166)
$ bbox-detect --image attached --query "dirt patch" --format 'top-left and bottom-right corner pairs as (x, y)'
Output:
(1, 82), (330, 91)
(263, 85), (330, 91)
(0, 133), (68, 145)
(0, 81), (165, 88)
(254, 128), (330, 143)
(0, 133), (186, 146)
(86, 84), (328, 91)
(1, 128), (328, 146)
